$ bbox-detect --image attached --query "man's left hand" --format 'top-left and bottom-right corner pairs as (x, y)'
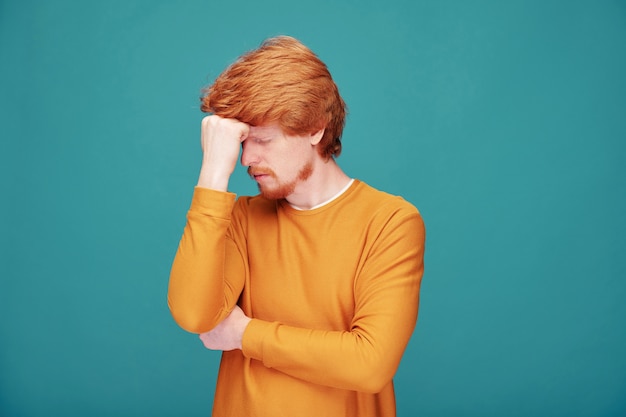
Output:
(199, 305), (252, 351)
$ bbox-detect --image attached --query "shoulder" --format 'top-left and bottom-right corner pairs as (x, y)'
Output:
(349, 182), (425, 256)
(341, 181), (425, 240)
(351, 181), (422, 219)
(232, 194), (277, 218)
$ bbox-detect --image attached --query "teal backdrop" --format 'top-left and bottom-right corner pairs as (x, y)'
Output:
(1, 0), (625, 416)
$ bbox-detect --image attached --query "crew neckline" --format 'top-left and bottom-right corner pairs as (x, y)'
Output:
(286, 179), (356, 211)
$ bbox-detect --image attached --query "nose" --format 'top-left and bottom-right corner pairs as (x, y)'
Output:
(240, 140), (259, 167)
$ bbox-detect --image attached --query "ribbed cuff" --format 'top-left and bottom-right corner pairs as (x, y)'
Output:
(189, 187), (236, 218)
(242, 318), (277, 364)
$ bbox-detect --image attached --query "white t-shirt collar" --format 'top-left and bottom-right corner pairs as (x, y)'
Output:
(289, 179), (355, 211)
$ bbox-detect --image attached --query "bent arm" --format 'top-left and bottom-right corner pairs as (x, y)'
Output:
(168, 187), (245, 333)
(241, 212), (425, 393)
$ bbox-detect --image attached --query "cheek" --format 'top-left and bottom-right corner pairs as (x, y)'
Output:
(286, 156), (309, 176)
(273, 140), (315, 174)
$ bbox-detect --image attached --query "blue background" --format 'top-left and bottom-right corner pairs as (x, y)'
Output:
(1, 0), (625, 416)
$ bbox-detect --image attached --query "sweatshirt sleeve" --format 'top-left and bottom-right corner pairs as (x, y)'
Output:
(167, 187), (247, 334)
(241, 208), (425, 393)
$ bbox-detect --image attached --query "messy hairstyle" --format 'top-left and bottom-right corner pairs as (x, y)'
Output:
(201, 36), (347, 159)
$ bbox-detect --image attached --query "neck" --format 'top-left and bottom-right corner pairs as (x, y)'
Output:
(285, 158), (351, 210)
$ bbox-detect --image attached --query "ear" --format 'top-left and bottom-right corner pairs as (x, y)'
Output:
(308, 128), (325, 146)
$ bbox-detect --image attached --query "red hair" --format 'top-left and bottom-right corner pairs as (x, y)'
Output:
(201, 36), (347, 159)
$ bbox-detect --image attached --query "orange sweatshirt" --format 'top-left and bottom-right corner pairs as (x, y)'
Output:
(168, 180), (425, 417)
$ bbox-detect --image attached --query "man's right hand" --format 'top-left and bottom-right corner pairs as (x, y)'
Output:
(197, 115), (250, 191)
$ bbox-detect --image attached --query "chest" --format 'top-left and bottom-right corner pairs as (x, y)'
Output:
(244, 212), (368, 330)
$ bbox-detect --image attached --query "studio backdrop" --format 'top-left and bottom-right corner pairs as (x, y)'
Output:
(1, 1), (625, 416)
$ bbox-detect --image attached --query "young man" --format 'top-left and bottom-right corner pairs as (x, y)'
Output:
(168, 36), (425, 417)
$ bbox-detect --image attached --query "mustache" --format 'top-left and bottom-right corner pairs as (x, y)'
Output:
(247, 167), (276, 177)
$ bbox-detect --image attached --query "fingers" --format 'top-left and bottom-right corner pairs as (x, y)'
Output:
(199, 331), (216, 350)
(197, 306), (249, 351)
(197, 116), (250, 189)
(201, 115), (250, 144)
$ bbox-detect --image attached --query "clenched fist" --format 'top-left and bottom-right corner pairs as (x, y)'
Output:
(197, 115), (250, 191)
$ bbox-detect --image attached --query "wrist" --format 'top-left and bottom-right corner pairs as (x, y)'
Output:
(197, 164), (231, 191)
(238, 316), (252, 350)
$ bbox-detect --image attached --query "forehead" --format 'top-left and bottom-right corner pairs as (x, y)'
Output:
(249, 122), (283, 138)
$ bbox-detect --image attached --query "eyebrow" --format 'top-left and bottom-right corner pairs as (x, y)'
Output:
(250, 131), (272, 140)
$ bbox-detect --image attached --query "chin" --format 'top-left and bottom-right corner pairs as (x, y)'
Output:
(259, 188), (288, 200)
(258, 183), (296, 200)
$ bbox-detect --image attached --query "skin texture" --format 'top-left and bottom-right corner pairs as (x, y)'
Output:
(243, 123), (317, 200)
(196, 115), (351, 349)
(199, 305), (249, 351)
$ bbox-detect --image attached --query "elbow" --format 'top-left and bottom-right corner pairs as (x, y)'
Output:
(171, 315), (211, 335)
(344, 348), (397, 393)
(343, 334), (402, 393)
(167, 297), (218, 334)
(352, 367), (395, 394)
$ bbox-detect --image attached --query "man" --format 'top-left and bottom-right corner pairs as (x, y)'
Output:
(168, 36), (425, 417)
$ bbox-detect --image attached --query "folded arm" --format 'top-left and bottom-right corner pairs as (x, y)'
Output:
(200, 211), (425, 393)
(167, 188), (245, 333)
